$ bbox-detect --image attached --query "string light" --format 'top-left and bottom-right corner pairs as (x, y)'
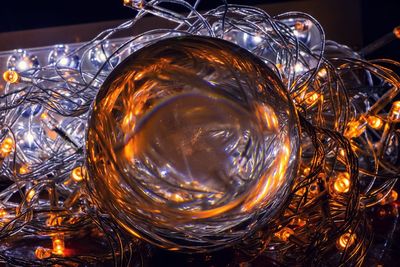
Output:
(380, 190), (398, 205)
(393, 26), (400, 39)
(367, 116), (383, 130)
(390, 101), (400, 122)
(0, 137), (14, 158)
(35, 247), (52, 260)
(344, 119), (366, 138)
(124, 0), (146, 8)
(336, 231), (356, 250)
(274, 227), (294, 242)
(19, 165), (29, 175)
(317, 68), (327, 78)
(2, 70), (20, 84)
(52, 234), (65, 256)
(305, 92), (320, 106)
(71, 166), (86, 182)
(0, 209), (7, 218)
(26, 189), (36, 202)
(333, 172), (351, 193)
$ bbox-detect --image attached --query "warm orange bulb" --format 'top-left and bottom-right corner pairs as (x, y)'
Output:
(344, 120), (365, 138)
(337, 231), (355, 250)
(317, 68), (327, 78)
(1, 137), (14, 158)
(71, 166), (86, 182)
(367, 116), (383, 130)
(171, 193), (185, 202)
(380, 190), (398, 205)
(52, 234), (65, 256)
(305, 92), (320, 106)
(40, 112), (48, 120)
(333, 172), (351, 193)
(124, 0), (145, 8)
(35, 247), (52, 259)
(274, 227), (294, 242)
(26, 189), (36, 202)
(393, 26), (400, 39)
(0, 209), (7, 218)
(390, 101), (400, 122)
(19, 165), (29, 175)
(2, 70), (20, 84)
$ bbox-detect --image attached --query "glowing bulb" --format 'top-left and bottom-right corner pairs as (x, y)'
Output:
(305, 92), (320, 106)
(19, 165), (29, 175)
(7, 50), (40, 73)
(390, 101), (400, 122)
(2, 70), (20, 84)
(380, 190), (398, 205)
(336, 231), (355, 250)
(333, 172), (350, 193)
(24, 132), (35, 147)
(52, 234), (65, 256)
(171, 193), (185, 202)
(344, 120), (366, 138)
(294, 21), (307, 31)
(0, 209), (7, 218)
(253, 35), (262, 44)
(48, 45), (80, 69)
(274, 227), (294, 242)
(0, 137), (14, 157)
(317, 68), (327, 78)
(71, 166), (86, 182)
(367, 116), (383, 130)
(35, 247), (52, 260)
(26, 189), (36, 202)
(88, 41), (119, 70)
(294, 62), (304, 73)
(393, 26), (400, 39)
(124, 0), (146, 8)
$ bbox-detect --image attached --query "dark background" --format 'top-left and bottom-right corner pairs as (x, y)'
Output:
(0, 0), (399, 60)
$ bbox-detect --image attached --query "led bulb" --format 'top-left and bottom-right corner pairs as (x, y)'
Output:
(344, 119), (366, 138)
(71, 166), (86, 182)
(88, 41), (119, 70)
(333, 172), (351, 193)
(380, 190), (398, 205)
(0, 209), (7, 218)
(305, 92), (320, 106)
(52, 234), (65, 256)
(2, 70), (20, 84)
(0, 137), (14, 158)
(393, 26), (400, 39)
(35, 247), (52, 260)
(26, 189), (36, 202)
(336, 231), (355, 250)
(367, 116), (383, 130)
(274, 227), (294, 242)
(19, 165), (29, 175)
(124, 0), (146, 8)
(390, 101), (400, 122)
(48, 44), (80, 69)
(7, 50), (40, 73)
